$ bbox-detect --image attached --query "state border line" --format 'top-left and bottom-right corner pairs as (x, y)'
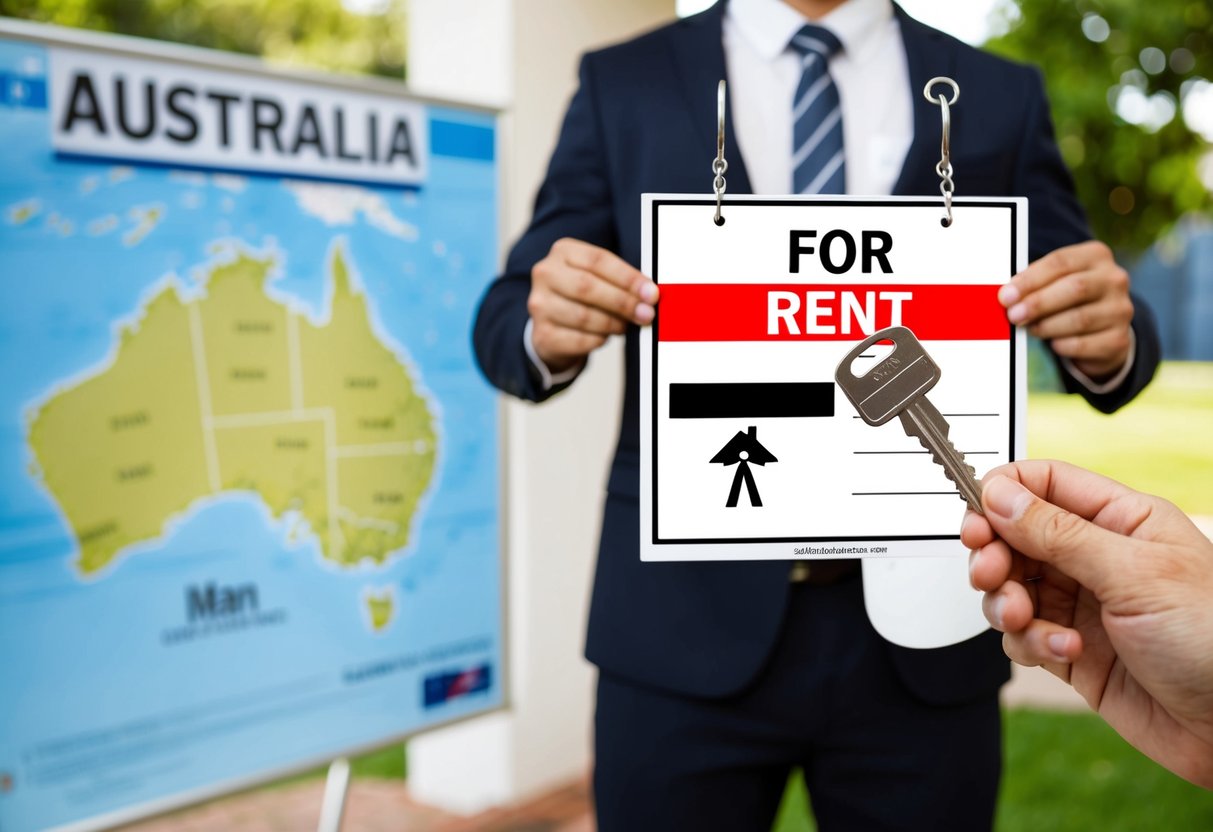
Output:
(186, 303), (222, 492)
(209, 412), (431, 458)
(183, 321), (431, 560)
(286, 310), (304, 412)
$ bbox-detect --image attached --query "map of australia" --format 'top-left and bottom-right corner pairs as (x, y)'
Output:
(27, 243), (438, 578)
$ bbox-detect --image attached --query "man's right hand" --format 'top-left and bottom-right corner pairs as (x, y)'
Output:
(963, 460), (1213, 789)
(527, 238), (659, 374)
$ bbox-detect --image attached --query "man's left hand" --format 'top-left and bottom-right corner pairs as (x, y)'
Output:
(999, 240), (1134, 381)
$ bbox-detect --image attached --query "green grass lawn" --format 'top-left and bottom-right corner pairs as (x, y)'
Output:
(317, 709), (1213, 832)
(269, 741), (406, 788)
(1027, 361), (1213, 516)
(771, 709), (1213, 832)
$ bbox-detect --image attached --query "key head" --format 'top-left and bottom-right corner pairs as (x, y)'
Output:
(835, 326), (941, 426)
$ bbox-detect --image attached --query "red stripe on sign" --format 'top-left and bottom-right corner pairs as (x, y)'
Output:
(656, 283), (1010, 341)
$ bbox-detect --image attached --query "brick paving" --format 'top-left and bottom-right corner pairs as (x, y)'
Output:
(121, 777), (593, 832)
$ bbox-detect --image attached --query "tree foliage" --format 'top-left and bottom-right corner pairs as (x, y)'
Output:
(985, 0), (1212, 252)
(0, 0), (406, 80)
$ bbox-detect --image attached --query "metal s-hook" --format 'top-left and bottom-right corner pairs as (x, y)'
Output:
(923, 76), (959, 227)
(712, 79), (728, 226)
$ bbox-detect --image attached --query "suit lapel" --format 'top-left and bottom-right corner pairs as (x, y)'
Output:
(891, 4), (956, 196)
(668, 1), (754, 195)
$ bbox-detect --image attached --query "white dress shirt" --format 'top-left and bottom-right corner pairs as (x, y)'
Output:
(724, 0), (911, 196)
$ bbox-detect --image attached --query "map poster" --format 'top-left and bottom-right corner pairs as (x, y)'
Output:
(0, 21), (503, 832)
(639, 196), (1027, 561)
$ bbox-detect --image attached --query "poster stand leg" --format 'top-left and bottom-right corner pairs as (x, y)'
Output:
(317, 757), (351, 832)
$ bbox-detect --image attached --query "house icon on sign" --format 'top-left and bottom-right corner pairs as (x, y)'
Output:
(710, 426), (777, 508)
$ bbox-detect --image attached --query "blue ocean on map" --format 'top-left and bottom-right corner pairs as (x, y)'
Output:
(0, 38), (503, 831)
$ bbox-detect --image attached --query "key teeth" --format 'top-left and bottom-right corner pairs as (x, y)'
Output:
(939, 460), (977, 481)
(899, 404), (983, 509)
(912, 435), (977, 489)
(911, 433), (971, 470)
(941, 463), (978, 490)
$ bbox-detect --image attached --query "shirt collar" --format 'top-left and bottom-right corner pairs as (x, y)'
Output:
(726, 0), (894, 63)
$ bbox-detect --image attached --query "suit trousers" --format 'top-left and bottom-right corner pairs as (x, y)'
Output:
(593, 574), (1002, 832)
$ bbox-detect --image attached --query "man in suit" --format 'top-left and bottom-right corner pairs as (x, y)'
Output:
(473, 1), (1162, 829)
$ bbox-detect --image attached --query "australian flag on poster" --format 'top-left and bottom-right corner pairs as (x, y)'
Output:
(424, 663), (493, 708)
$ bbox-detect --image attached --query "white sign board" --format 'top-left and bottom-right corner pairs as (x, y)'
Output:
(640, 196), (1027, 563)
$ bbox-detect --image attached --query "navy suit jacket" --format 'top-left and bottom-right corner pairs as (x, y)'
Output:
(473, 2), (1161, 705)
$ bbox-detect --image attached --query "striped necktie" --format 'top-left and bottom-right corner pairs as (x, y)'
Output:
(788, 24), (845, 194)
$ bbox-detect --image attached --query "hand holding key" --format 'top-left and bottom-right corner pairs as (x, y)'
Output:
(836, 326), (983, 512)
(964, 460), (1213, 790)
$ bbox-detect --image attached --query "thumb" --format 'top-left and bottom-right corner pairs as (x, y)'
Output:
(982, 475), (1132, 596)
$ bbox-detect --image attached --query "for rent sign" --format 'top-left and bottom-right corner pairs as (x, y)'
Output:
(639, 197), (1027, 562)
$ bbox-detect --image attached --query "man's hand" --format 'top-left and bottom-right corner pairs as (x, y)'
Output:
(527, 238), (658, 374)
(963, 460), (1213, 789)
(999, 240), (1134, 380)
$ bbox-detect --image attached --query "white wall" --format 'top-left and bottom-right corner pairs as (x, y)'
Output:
(405, 0), (676, 813)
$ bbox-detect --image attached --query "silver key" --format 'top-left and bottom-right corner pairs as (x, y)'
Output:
(834, 326), (984, 513)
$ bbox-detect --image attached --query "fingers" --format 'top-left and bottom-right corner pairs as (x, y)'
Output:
(1000, 241), (1133, 374)
(1024, 296), (1133, 341)
(977, 548), (1083, 676)
(527, 239), (656, 368)
(980, 473), (1136, 595)
(968, 536), (1014, 592)
(559, 239), (658, 301)
(1000, 240), (1116, 316)
(1010, 271), (1133, 375)
(529, 321), (607, 368)
(964, 508), (1039, 595)
(531, 259), (654, 326)
(963, 509), (1013, 590)
(979, 460), (1146, 534)
(960, 510), (995, 551)
(532, 291), (628, 337)
(1048, 326), (1132, 363)
(1004, 261), (1129, 328)
(543, 238), (658, 321)
(982, 574), (1035, 632)
(1002, 619), (1083, 668)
